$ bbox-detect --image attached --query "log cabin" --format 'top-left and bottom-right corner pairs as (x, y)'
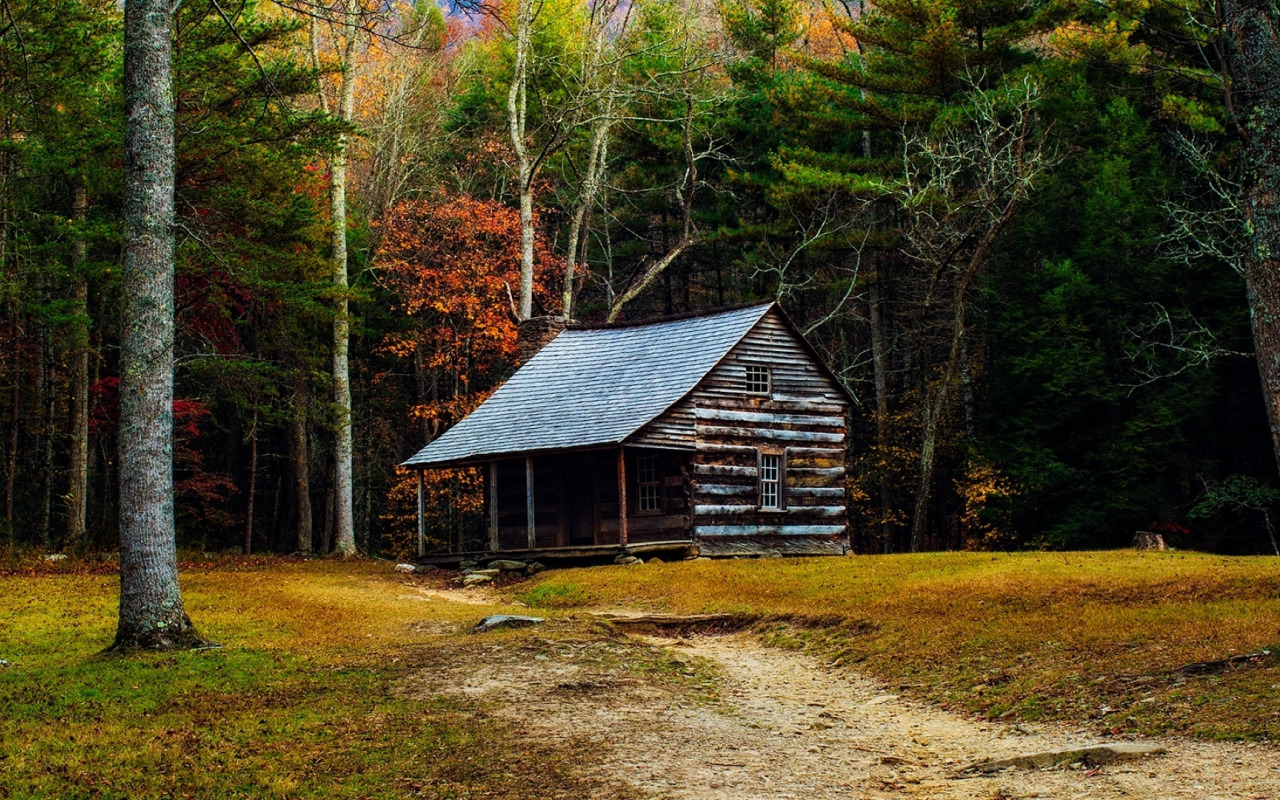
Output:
(402, 302), (853, 562)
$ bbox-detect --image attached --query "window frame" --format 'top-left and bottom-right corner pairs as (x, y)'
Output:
(758, 449), (786, 511)
(744, 364), (772, 395)
(635, 454), (663, 515)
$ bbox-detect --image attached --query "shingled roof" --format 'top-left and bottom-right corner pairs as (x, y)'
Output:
(402, 303), (774, 468)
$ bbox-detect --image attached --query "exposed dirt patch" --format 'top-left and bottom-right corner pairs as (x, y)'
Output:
(400, 623), (1280, 799)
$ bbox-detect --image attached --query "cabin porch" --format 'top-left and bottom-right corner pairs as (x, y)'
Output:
(410, 446), (693, 559)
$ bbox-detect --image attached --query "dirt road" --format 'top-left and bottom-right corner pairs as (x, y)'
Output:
(400, 596), (1278, 799)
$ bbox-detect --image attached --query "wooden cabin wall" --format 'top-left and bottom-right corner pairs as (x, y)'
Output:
(621, 449), (690, 543)
(683, 310), (850, 556)
(631, 308), (848, 448)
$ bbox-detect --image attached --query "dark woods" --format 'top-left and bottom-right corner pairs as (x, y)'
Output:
(1, 0), (1278, 558)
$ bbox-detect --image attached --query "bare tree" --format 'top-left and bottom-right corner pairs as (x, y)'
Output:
(893, 79), (1055, 552)
(112, 0), (204, 651)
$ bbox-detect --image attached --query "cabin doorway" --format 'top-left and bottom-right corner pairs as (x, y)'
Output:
(563, 459), (596, 546)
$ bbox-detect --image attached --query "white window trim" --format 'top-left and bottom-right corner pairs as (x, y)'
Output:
(758, 450), (786, 511)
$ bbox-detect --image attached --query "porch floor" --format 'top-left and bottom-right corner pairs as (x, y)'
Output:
(414, 539), (696, 568)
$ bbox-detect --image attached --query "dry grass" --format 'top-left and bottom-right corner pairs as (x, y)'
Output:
(515, 550), (1280, 740)
(0, 559), (599, 800)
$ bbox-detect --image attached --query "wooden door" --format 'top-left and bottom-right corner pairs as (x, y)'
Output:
(563, 460), (596, 546)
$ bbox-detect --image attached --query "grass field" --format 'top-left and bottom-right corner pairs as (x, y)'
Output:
(517, 550), (1280, 740)
(0, 558), (610, 800)
(2, 550), (1277, 799)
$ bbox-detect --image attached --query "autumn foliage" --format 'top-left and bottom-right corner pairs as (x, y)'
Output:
(376, 194), (555, 554)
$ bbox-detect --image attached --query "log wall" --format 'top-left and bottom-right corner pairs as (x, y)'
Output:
(677, 309), (851, 553)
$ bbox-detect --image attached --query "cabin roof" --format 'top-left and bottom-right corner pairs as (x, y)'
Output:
(403, 302), (848, 468)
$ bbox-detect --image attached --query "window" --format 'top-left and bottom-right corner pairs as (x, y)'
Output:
(637, 455), (662, 513)
(759, 452), (783, 510)
(745, 364), (771, 394)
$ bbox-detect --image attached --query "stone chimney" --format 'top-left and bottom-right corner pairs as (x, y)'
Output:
(516, 316), (567, 367)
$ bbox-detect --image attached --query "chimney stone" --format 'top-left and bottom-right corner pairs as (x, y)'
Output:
(516, 316), (567, 366)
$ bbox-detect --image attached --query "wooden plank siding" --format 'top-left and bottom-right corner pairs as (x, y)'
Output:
(673, 308), (851, 553)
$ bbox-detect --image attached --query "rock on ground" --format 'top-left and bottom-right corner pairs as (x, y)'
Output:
(473, 615), (545, 633)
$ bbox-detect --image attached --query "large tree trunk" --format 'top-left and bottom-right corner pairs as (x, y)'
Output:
(112, 0), (202, 651)
(1225, 1), (1280, 481)
(66, 181), (90, 550)
(330, 1), (358, 557)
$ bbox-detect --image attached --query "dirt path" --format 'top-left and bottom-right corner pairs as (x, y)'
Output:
(402, 613), (1278, 799)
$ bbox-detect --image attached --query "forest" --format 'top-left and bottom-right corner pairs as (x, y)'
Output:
(2, 0), (1279, 561)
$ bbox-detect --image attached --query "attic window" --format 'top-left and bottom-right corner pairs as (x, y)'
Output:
(637, 456), (662, 513)
(745, 365), (771, 395)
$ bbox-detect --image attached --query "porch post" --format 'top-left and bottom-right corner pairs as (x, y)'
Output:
(526, 455), (536, 549)
(617, 447), (629, 547)
(488, 461), (499, 551)
(416, 469), (425, 558)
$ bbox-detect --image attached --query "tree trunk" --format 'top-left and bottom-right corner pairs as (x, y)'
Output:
(562, 105), (612, 320)
(66, 181), (90, 550)
(291, 392), (312, 555)
(244, 410), (258, 555)
(113, 0), (203, 650)
(507, 0), (535, 321)
(868, 275), (894, 553)
(4, 321), (16, 537)
(1225, 1), (1280, 483)
(330, 1), (358, 557)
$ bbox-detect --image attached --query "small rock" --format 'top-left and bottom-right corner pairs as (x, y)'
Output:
(760, 550), (783, 559)
(0, 659), (12, 668)
(44, 553), (68, 562)
(459, 560), (479, 570)
(473, 614), (545, 633)
(646, 557), (664, 564)
(393, 563), (416, 573)
(524, 561), (546, 575)
(614, 555), (641, 565)
(462, 573), (494, 587)
(488, 559), (527, 572)
(694, 556), (712, 562)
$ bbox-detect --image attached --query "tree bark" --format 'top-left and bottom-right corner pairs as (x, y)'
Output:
(868, 274), (894, 553)
(507, 0), (536, 321)
(329, 0), (358, 557)
(291, 388), (312, 554)
(66, 181), (90, 550)
(244, 410), (258, 555)
(113, 0), (203, 650)
(4, 314), (15, 536)
(562, 114), (611, 320)
(1224, 1), (1280, 482)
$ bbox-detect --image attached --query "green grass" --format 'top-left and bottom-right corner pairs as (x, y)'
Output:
(516, 550), (1280, 740)
(0, 559), (596, 800)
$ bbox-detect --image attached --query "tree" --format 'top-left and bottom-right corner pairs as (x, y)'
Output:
(112, 0), (203, 650)
(310, 0), (362, 556)
(1222, 1), (1280, 479)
